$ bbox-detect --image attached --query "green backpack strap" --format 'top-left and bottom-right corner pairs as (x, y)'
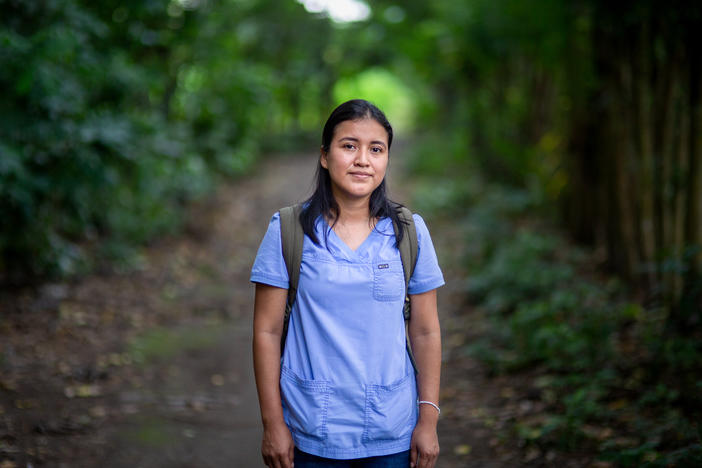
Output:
(393, 205), (419, 373)
(279, 203), (304, 355)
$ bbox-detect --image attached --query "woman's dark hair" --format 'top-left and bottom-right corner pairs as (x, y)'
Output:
(300, 99), (406, 247)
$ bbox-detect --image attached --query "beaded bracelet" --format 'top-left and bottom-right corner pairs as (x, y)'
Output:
(418, 400), (441, 416)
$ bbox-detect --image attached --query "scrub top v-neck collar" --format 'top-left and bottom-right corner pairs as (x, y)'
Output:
(324, 217), (391, 261)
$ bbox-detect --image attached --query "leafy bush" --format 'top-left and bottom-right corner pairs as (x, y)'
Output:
(415, 167), (702, 464)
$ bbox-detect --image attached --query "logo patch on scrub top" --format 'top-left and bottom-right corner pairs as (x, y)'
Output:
(377, 263), (389, 269)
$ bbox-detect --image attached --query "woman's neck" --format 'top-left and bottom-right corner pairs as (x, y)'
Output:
(328, 195), (377, 251)
(331, 195), (372, 226)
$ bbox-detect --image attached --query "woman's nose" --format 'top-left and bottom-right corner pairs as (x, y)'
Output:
(355, 148), (370, 165)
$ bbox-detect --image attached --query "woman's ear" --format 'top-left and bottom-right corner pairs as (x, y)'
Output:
(320, 147), (328, 169)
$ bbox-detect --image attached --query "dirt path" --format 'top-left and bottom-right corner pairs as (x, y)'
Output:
(1, 154), (315, 467)
(0, 152), (556, 467)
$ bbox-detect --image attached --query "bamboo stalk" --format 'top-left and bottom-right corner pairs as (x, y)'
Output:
(636, 21), (657, 293)
(656, 45), (677, 308)
(672, 73), (687, 307)
(684, 57), (702, 267)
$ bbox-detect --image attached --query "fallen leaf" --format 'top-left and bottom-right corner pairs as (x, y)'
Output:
(90, 406), (107, 418)
(109, 353), (122, 366)
(101, 309), (115, 324)
(121, 404), (138, 414)
(608, 399), (628, 410)
(64, 384), (101, 398)
(97, 355), (108, 369)
(613, 437), (639, 448)
(190, 399), (206, 412)
(523, 447), (540, 462)
(14, 399), (38, 409)
(211, 374), (224, 386)
(590, 462), (614, 468)
(58, 361), (71, 375)
(0, 378), (17, 391)
(582, 424), (614, 441)
(454, 444), (472, 456)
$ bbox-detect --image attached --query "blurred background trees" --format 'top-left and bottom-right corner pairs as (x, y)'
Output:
(0, 0), (335, 280)
(1, 0), (700, 464)
(372, 0), (702, 318)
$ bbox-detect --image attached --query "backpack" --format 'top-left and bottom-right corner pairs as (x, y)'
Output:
(278, 203), (420, 373)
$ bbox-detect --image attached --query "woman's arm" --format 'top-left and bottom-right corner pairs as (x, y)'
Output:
(408, 288), (441, 468)
(252, 283), (294, 468)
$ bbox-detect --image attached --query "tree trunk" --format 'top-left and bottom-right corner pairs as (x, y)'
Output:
(680, 32), (702, 322)
(566, 1), (702, 317)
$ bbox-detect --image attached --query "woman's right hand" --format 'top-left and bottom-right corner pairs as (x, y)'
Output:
(261, 421), (295, 468)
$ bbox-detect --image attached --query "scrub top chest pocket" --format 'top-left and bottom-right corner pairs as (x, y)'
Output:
(372, 260), (405, 302)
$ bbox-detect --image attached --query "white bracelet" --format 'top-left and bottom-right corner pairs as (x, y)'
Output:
(418, 400), (441, 416)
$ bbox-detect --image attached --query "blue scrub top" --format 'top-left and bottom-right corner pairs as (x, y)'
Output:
(251, 212), (444, 459)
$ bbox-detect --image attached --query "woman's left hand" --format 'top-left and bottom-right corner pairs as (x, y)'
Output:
(410, 420), (440, 468)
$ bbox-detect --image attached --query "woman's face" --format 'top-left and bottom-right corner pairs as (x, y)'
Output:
(321, 118), (389, 204)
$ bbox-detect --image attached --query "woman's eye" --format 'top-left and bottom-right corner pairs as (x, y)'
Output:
(343, 143), (355, 150)
(371, 146), (383, 153)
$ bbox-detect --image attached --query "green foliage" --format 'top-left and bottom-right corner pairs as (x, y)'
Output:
(369, 0), (580, 189)
(0, 0), (337, 282)
(416, 172), (702, 463)
(333, 68), (418, 131)
(468, 231), (575, 315)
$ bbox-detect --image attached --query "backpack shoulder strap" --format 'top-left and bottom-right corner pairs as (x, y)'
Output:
(279, 203), (304, 354)
(393, 204), (419, 373)
(394, 205), (418, 300)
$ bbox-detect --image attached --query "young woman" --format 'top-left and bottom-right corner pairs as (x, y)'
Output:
(251, 99), (444, 468)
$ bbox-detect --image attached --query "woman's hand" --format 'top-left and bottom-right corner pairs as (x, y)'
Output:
(261, 421), (295, 468)
(410, 419), (440, 468)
